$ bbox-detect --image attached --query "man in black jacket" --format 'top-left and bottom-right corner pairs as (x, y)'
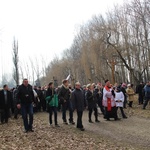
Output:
(58, 79), (75, 125)
(17, 79), (34, 133)
(71, 82), (85, 131)
(0, 85), (12, 124)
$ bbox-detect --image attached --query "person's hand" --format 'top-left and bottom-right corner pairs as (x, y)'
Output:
(17, 104), (21, 109)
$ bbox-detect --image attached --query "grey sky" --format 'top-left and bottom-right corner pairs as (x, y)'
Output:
(0, 0), (124, 81)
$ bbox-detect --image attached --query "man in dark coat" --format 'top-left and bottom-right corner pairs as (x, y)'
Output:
(136, 82), (144, 105)
(0, 85), (12, 124)
(71, 82), (85, 131)
(17, 79), (34, 133)
(58, 79), (75, 125)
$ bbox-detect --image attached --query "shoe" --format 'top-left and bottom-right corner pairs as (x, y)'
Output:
(115, 118), (121, 121)
(29, 129), (34, 132)
(23, 130), (28, 133)
(55, 124), (60, 127)
(95, 120), (100, 123)
(69, 121), (75, 125)
(63, 121), (68, 125)
(143, 107), (146, 110)
(50, 124), (54, 127)
(123, 116), (128, 119)
(80, 128), (85, 131)
(89, 120), (93, 123)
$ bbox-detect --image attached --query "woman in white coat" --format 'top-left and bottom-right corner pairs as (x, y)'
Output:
(115, 87), (127, 119)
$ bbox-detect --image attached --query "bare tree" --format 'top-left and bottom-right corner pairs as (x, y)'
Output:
(12, 38), (19, 85)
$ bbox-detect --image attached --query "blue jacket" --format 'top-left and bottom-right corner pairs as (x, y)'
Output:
(144, 85), (150, 98)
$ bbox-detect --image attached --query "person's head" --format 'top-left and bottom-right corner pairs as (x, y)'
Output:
(87, 84), (92, 90)
(105, 79), (110, 87)
(48, 82), (54, 88)
(34, 86), (37, 90)
(122, 83), (126, 88)
(92, 83), (96, 88)
(116, 87), (121, 92)
(23, 79), (28, 87)
(75, 82), (81, 89)
(3, 84), (8, 90)
(147, 81), (150, 86)
(62, 79), (69, 87)
(82, 85), (86, 90)
(127, 84), (131, 88)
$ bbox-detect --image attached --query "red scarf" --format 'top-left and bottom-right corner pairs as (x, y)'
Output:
(104, 86), (112, 111)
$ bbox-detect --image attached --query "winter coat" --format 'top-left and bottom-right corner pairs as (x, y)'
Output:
(71, 88), (84, 112)
(114, 91), (124, 107)
(17, 84), (34, 104)
(46, 88), (58, 107)
(0, 90), (12, 109)
(85, 90), (97, 109)
(126, 87), (135, 101)
(94, 88), (103, 106)
(144, 85), (150, 99)
(58, 85), (71, 104)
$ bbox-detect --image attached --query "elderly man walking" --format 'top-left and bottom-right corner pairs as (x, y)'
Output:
(71, 82), (85, 131)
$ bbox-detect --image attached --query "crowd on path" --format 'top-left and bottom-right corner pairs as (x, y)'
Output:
(0, 78), (150, 133)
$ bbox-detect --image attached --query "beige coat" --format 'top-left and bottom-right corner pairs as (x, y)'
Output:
(126, 87), (135, 101)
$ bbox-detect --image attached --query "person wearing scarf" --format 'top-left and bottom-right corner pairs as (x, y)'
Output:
(103, 80), (118, 121)
(58, 79), (75, 125)
(86, 84), (100, 123)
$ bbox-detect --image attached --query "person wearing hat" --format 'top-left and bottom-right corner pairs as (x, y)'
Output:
(86, 84), (100, 123)
(103, 80), (118, 121)
(71, 82), (85, 131)
(58, 79), (75, 125)
(115, 87), (127, 119)
(126, 84), (135, 107)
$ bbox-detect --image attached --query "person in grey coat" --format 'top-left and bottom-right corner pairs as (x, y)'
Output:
(71, 82), (85, 131)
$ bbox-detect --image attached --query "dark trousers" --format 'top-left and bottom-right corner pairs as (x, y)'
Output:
(21, 103), (33, 131)
(77, 111), (83, 129)
(97, 100), (104, 115)
(62, 101), (73, 122)
(49, 106), (58, 125)
(88, 107), (98, 121)
(42, 101), (46, 111)
(14, 105), (20, 119)
(116, 107), (126, 118)
(138, 94), (143, 104)
(128, 101), (133, 107)
(123, 97), (127, 108)
(143, 98), (149, 109)
(1, 107), (9, 123)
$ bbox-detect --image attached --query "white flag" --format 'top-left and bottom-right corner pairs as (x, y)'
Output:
(66, 74), (71, 80)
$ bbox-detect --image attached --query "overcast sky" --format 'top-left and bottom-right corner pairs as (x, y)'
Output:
(0, 0), (124, 81)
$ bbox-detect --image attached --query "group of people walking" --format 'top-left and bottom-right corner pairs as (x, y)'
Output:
(0, 78), (150, 133)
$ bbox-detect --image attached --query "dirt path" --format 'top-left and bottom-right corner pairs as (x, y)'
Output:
(82, 110), (150, 149)
(0, 107), (150, 150)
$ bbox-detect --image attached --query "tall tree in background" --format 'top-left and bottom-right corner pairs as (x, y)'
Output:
(12, 38), (19, 85)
